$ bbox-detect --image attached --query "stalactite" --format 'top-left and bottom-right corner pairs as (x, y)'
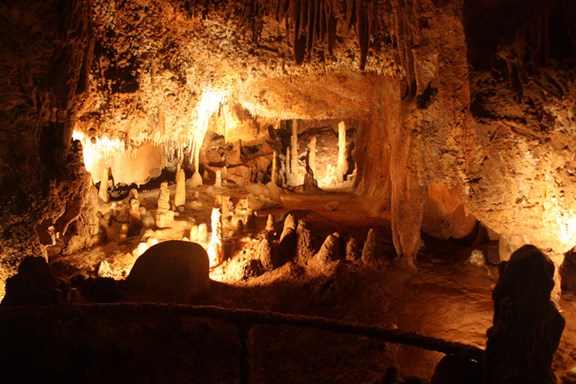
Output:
(356, 0), (369, 70)
(249, 0), (381, 68)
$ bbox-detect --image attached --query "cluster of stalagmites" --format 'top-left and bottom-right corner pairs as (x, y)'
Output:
(225, 212), (395, 282)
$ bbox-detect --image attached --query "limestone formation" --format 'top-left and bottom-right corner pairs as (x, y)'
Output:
(214, 169), (222, 188)
(189, 225), (199, 242)
(155, 182), (174, 228)
(197, 223), (208, 244)
(259, 235), (281, 271)
(361, 228), (386, 264)
(336, 121), (347, 183)
(207, 207), (223, 267)
(346, 237), (362, 261)
(308, 136), (317, 176)
(310, 232), (342, 273)
(99, 167), (110, 203)
(129, 197), (141, 221)
(271, 151), (278, 185)
(174, 168), (186, 207)
(126, 240), (210, 303)
(290, 120), (299, 182)
(296, 220), (315, 265)
(97, 260), (111, 277)
(265, 214), (275, 233)
(278, 214), (298, 262)
(190, 170), (203, 188)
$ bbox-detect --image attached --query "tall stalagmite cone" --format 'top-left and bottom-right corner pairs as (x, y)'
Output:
(208, 207), (223, 267)
(174, 168), (186, 207)
(285, 148), (291, 181)
(99, 167), (110, 203)
(190, 170), (203, 187)
(290, 120), (299, 181)
(337, 121), (347, 183)
(266, 214), (275, 232)
(271, 151), (277, 185)
(155, 181), (174, 228)
(215, 169), (222, 188)
(309, 136), (317, 176)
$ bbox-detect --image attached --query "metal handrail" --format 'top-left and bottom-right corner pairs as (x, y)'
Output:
(0, 303), (485, 383)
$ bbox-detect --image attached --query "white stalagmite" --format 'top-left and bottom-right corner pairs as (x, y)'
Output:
(190, 170), (203, 187)
(189, 225), (199, 242)
(309, 136), (317, 176)
(271, 151), (277, 185)
(197, 223), (208, 243)
(174, 168), (186, 207)
(155, 181), (174, 228)
(157, 182), (170, 211)
(285, 148), (291, 178)
(215, 169), (222, 188)
(336, 121), (347, 183)
(175, 163), (181, 183)
(291, 120), (299, 178)
(99, 167), (110, 203)
(266, 214), (275, 232)
(207, 207), (223, 267)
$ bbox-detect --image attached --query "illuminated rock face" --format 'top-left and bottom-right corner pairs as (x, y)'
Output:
(1, 0), (576, 298)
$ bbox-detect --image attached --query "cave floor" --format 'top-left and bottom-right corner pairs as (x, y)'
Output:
(45, 185), (576, 383)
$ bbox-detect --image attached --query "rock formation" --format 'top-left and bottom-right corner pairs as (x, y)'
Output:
(484, 245), (565, 384)
(126, 240), (210, 303)
(0, 0), (576, 297)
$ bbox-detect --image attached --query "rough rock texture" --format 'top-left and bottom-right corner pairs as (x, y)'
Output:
(0, 0), (93, 298)
(125, 240), (210, 303)
(2, 0), (576, 296)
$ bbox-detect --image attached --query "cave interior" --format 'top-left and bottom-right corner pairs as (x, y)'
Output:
(1, 0), (576, 383)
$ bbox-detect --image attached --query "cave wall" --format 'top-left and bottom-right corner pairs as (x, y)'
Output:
(464, 0), (576, 262)
(0, 0), (93, 298)
(356, 0), (576, 267)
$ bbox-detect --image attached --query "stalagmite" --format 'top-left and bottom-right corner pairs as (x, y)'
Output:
(336, 121), (347, 183)
(175, 163), (181, 184)
(285, 148), (291, 180)
(157, 182), (170, 211)
(215, 169), (222, 188)
(155, 182), (174, 228)
(129, 198), (141, 221)
(266, 214), (275, 232)
(291, 120), (299, 179)
(97, 260), (111, 277)
(197, 223), (208, 243)
(189, 225), (199, 242)
(190, 170), (203, 187)
(174, 168), (186, 207)
(207, 207), (223, 267)
(271, 151), (278, 185)
(221, 195), (230, 219)
(99, 167), (110, 203)
(309, 136), (317, 176)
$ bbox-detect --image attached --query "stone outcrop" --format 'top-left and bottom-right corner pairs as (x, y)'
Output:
(125, 240), (210, 303)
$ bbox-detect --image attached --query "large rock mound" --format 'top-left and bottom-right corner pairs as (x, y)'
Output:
(126, 241), (210, 303)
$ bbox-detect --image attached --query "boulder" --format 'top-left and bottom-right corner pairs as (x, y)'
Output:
(126, 240), (210, 303)
(2, 257), (57, 306)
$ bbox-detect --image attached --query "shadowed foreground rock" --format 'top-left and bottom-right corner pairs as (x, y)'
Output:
(483, 245), (565, 384)
(126, 240), (210, 303)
